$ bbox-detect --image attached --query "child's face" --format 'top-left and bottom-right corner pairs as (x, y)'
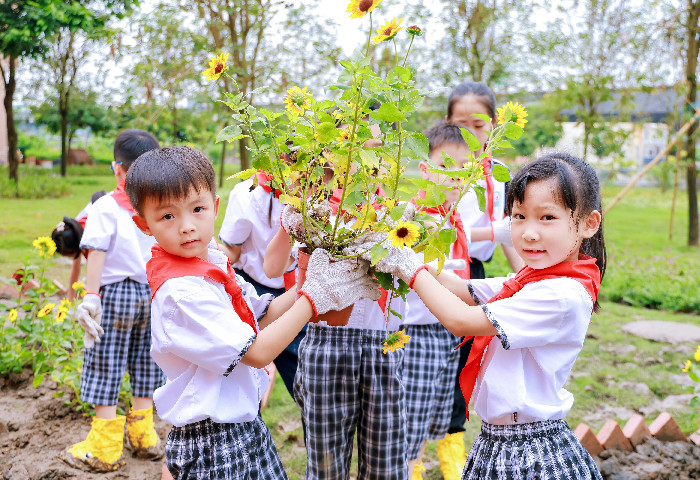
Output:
(446, 95), (494, 155)
(510, 178), (600, 269)
(420, 143), (469, 205)
(133, 186), (219, 261)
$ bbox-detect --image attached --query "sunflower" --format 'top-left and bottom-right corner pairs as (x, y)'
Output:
(60, 299), (72, 309)
(371, 17), (403, 44)
(8, 309), (17, 323)
(346, 0), (382, 18)
(496, 101), (528, 128)
(351, 204), (377, 230)
(202, 53), (229, 81)
(387, 220), (419, 248)
(682, 359), (692, 372)
(284, 86), (312, 116)
(32, 236), (57, 258)
(38, 303), (56, 318)
(407, 25), (422, 36)
(695, 345), (700, 362)
(72, 281), (84, 292)
(55, 308), (67, 323)
(382, 329), (410, 354)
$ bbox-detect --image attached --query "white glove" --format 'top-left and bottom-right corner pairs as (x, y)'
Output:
(343, 233), (426, 286)
(280, 201), (332, 247)
(76, 293), (104, 348)
(299, 249), (380, 316)
(491, 217), (513, 247)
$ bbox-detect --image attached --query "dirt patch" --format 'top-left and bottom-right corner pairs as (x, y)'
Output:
(598, 437), (700, 480)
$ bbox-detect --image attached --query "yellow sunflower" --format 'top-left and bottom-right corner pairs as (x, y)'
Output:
(55, 308), (67, 323)
(695, 345), (700, 362)
(351, 204), (377, 230)
(284, 86), (312, 116)
(38, 303), (56, 318)
(682, 359), (692, 372)
(346, 0), (382, 18)
(371, 17), (403, 44)
(202, 52), (229, 81)
(72, 281), (84, 291)
(496, 101), (528, 128)
(60, 299), (72, 309)
(387, 220), (419, 248)
(382, 329), (410, 354)
(8, 309), (18, 323)
(32, 236), (57, 258)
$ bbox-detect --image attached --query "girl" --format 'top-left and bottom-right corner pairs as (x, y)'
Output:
(348, 152), (605, 479)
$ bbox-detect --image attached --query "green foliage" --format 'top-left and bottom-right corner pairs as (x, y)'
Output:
(31, 89), (114, 140)
(508, 96), (563, 157)
(0, 168), (71, 199)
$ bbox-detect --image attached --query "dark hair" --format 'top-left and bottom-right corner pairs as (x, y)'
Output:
(424, 122), (468, 156)
(51, 217), (83, 259)
(506, 152), (607, 309)
(125, 146), (216, 216)
(114, 129), (160, 170)
(446, 81), (496, 120)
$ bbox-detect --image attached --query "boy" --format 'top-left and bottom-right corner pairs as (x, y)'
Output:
(60, 129), (163, 472)
(125, 146), (379, 479)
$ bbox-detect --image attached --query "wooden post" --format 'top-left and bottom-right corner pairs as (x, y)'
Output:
(603, 109), (700, 216)
(669, 144), (682, 240)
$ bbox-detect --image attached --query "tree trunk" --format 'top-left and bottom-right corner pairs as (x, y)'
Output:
(60, 101), (68, 177)
(684, 0), (699, 246)
(3, 57), (19, 183)
(238, 136), (249, 171)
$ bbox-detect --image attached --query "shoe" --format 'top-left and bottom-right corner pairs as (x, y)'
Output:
(125, 406), (164, 460)
(411, 461), (426, 480)
(437, 431), (466, 480)
(59, 415), (126, 472)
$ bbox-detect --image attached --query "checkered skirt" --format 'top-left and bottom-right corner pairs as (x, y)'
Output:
(463, 420), (603, 479)
(165, 415), (288, 480)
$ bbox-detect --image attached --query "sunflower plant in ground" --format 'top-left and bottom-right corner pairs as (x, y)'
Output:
(681, 345), (700, 426)
(204, 0), (525, 348)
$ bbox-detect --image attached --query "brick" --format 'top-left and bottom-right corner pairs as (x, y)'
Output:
(20, 279), (40, 296)
(575, 423), (604, 457)
(649, 412), (687, 442)
(0, 283), (19, 300)
(52, 279), (67, 296)
(597, 419), (633, 452)
(622, 414), (652, 447)
(689, 433), (700, 447)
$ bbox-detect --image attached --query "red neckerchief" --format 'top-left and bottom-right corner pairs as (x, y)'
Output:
(412, 192), (471, 280)
(146, 244), (258, 334)
(481, 157), (496, 222)
(112, 179), (137, 214)
(458, 255), (600, 420)
(256, 170), (282, 198)
(329, 186), (387, 215)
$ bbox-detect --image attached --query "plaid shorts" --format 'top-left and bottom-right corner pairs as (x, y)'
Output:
(402, 323), (461, 460)
(80, 279), (165, 405)
(294, 324), (407, 480)
(165, 415), (288, 480)
(463, 420), (603, 479)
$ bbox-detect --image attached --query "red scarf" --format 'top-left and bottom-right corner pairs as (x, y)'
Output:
(458, 255), (600, 420)
(256, 170), (281, 198)
(146, 244), (258, 334)
(112, 179), (137, 214)
(328, 186), (387, 216)
(412, 192), (471, 280)
(481, 157), (496, 222)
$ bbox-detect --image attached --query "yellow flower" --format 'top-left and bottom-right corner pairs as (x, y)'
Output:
(407, 25), (423, 36)
(347, 0), (382, 18)
(32, 236), (57, 258)
(382, 329), (410, 354)
(60, 299), (72, 309)
(387, 220), (419, 248)
(38, 303), (56, 318)
(694, 345), (700, 362)
(8, 309), (18, 323)
(55, 309), (67, 323)
(72, 281), (84, 291)
(351, 204), (377, 230)
(372, 17), (403, 44)
(284, 86), (312, 116)
(383, 198), (397, 211)
(682, 359), (692, 372)
(202, 53), (229, 81)
(496, 101), (528, 128)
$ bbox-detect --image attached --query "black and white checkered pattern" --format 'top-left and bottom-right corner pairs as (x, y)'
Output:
(402, 323), (461, 460)
(463, 419), (603, 479)
(165, 415), (288, 480)
(294, 324), (408, 480)
(80, 279), (165, 405)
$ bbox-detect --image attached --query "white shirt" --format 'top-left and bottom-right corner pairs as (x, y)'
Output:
(219, 180), (288, 289)
(150, 248), (274, 427)
(467, 276), (594, 424)
(457, 159), (508, 261)
(79, 194), (155, 286)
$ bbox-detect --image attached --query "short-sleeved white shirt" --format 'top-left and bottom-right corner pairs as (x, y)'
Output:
(150, 248), (274, 427)
(467, 276), (594, 424)
(219, 180), (288, 289)
(457, 159), (507, 261)
(79, 194), (155, 286)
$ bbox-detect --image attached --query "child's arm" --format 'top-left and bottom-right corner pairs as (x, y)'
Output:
(263, 228), (294, 279)
(219, 242), (242, 264)
(257, 286), (297, 330)
(67, 256), (82, 301)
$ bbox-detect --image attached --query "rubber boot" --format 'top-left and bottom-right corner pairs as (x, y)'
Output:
(411, 461), (426, 480)
(59, 415), (126, 472)
(125, 406), (164, 460)
(437, 432), (466, 480)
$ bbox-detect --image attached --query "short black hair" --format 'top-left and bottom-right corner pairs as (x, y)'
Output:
(424, 122), (468, 156)
(113, 129), (160, 170)
(446, 81), (496, 120)
(125, 146), (216, 216)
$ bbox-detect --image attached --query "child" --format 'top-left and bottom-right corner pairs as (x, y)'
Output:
(60, 130), (163, 472)
(347, 152), (605, 479)
(124, 146), (379, 479)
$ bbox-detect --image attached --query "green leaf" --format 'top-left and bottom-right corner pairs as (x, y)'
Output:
(442, 150), (456, 168)
(415, 183), (445, 207)
(491, 164), (511, 182)
(390, 202), (408, 221)
(229, 168), (257, 181)
(339, 59), (354, 70)
(370, 243), (389, 266)
(438, 228), (457, 246)
(474, 186), (486, 212)
(497, 140), (514, 149)
(471, 113), (491, 123)
(359, 149), (379, 167)
(315, 122), (338, 143)
(371, 103), (407, 123)
(409, 178), (432, 189)
(460, 127), (482, 152)
(374, 271), (395, 290)
(388, 308), (402, 320)
(502, 123), (523, 140)
(216, 125), (245, 144)
(344, 190), (364, 205)
(405, 133), (429, 159)
(393, 65), (412, 83)
(33, 373), (45, 389)
(689, 372), (700, 382)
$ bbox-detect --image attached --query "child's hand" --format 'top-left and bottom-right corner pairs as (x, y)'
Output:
(298, 249), (380, 316)
(491, 217), (513, 246)
(75, 293), (105, 348)
(343, 233), (425, 286)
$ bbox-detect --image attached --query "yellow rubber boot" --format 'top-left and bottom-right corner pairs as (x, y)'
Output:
(437, 432), (467, 480)
(125, 406), (164, 460)
(411, 461), (426, 480)
(60, 415), (126, 472)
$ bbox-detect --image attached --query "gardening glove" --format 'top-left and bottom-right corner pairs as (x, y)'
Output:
(280, 200), (332, 247)
(343, 233), (427, 286)
(76, 293), (104, 349)
(491, 217), (513, 247)
(399, 201), (416, 222)
(298, 248), (380, 316)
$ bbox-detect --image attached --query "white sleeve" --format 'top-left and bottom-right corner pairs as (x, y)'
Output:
(80, 199), (116, 251)
(219, 186), (253, 247)
(467, 277), (508, 304)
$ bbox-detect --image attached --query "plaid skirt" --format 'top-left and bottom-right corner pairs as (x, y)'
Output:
(165, 415), (288, 480)
(463, 420), (603, 479)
